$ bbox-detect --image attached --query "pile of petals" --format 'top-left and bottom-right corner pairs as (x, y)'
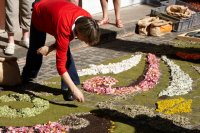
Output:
(83, 53), (160, 95)
(186, 1), (200, 11)
(176, 51), (200, 60)
(137, 53), (160, 90)
(159, 56), (193, 97)
(83, 76), (118, 94)
(0, 121), (69, 133)
(156, 97), (192, 115)
(78, 54), (142, 76)
(115, 53), (160, 95)
(59, 113), (90, 130)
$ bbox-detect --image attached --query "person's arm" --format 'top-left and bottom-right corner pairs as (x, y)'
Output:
(37, 43), (56, 56)
(61, 72), (84, 102)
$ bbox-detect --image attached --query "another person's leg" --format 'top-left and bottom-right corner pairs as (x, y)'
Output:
(19, 0), (32, 48)
(113, 0), (123, 28)
(4, 0), (15, 55)
(98, 0), (109, 26)
(61, 48), (80, 100)
(21, 23), (46, 83)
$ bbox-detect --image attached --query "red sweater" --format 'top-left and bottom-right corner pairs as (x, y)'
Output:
(32, 0), (91, 75)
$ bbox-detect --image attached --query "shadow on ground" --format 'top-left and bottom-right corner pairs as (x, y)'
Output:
(96, 28), (200, 63)
(1, 82), (78, 108)
(91, 109), (200, 133)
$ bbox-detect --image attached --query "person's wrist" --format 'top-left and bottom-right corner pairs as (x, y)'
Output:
(70, 86), (79, 94)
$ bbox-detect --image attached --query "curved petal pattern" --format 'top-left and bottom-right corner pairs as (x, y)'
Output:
(159, 56), (193, 97)
(78, 54), (142, 76)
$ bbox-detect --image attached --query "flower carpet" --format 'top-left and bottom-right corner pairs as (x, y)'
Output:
(0, 49), (200, 132)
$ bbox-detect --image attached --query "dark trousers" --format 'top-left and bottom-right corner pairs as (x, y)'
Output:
(61, 48), (80, 90)
(21, 23), (80, 90)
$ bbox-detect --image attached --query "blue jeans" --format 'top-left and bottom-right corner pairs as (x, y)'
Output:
(61, 48), (80, 90)
(22, 23), (80, 90)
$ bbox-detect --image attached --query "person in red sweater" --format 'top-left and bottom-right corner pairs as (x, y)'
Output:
(22, 0), (100, 102)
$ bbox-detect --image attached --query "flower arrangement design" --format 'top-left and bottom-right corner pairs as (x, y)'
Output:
(78, 54), (142, 76)
(0, 93), (49, 118)
(59, 113), (90, 130)
(159, 56), (193, 97)
(137, 53), (160, 90)
(0, 121), (69, 133)
(97, 99), (191, 128)
(83, 76), (117, 94)
(156, 97), (192, 115)
(83, 53), (160, 95)
(176, 51), (200, 60)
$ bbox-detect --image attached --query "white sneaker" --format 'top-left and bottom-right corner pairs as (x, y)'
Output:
(19, 38), (29, 48)
(4, 43), (15, 55)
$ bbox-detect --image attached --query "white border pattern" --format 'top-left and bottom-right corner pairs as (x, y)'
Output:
(159, 56), (193, 97)
(78, 54), (142, 76)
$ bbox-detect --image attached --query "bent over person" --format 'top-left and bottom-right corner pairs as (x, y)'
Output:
(21, 0), (100, 102)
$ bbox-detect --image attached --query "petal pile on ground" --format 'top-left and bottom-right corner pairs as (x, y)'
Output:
(0, 122), (69, 133)
(78, 54), (142, 76)
(83, 53), (160, 95)
(176, 51), (200, 60)
(159, 56), (193, 97)
(156, 97), (192, 115)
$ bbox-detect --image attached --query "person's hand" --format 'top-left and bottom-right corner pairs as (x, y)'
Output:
(37, 46), (49, 56)
(71, 87), (85, 102)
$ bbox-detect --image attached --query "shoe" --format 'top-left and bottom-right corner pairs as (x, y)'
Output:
(4, 43), (15, 55)
(62, 89), (74, 101)
(98, 18), (109, 26)
(21, 77), (33, 84)
(116, 19), (124, 28)
(20, 80), (34, 90)
(19, 38), (29, 48)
